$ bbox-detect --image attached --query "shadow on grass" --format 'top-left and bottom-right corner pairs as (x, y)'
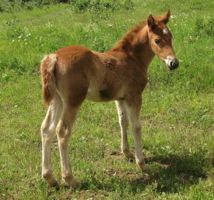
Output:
(79, 151), (208, 194)
(49, 151), (209, 198)
(143, 152), (208, 193)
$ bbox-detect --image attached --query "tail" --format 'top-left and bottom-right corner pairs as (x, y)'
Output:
(40, 54), (58, 106)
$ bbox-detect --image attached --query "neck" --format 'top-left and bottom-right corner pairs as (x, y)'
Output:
(110, 25), (155, 71)
(130, 25), (155, 68)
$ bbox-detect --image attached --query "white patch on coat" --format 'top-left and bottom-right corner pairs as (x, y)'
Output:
(163, 28), (169, 34)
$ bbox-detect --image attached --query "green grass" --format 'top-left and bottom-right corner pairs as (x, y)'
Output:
(0, 0), (214, 199)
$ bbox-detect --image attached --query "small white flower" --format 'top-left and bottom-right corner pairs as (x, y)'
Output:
(108, 24), (114, 28)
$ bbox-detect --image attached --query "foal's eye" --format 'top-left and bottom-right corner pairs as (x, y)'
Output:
(154, 39), (160, 44)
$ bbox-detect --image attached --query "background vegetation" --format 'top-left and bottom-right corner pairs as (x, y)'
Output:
(0, 0), (213, 199)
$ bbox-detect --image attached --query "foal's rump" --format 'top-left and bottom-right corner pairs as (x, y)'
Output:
(40, 46), (91, 105)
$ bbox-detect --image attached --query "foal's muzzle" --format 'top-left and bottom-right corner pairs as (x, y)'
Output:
(165, 56), (179, 70)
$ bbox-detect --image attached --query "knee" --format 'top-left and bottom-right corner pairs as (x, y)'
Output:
(41, 122), (48, 133)
(56, 121), (65, 137)
(56, 121), (71, 141)
(41, 122), (56, 135)
(41, 125), (56, 143)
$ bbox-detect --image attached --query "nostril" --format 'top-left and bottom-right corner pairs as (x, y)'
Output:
(165, 57), (179, 70)
(169, 58), (179, 70)
(175, 58), (179, 68)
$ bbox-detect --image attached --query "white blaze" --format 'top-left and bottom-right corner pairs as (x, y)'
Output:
(163, 28), (168, 34)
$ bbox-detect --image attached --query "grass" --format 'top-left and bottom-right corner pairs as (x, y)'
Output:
(0, 0), (214, 199)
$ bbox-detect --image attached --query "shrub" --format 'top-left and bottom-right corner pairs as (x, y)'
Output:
(70, 0), (134, 13)
(0, 0), (59, 12)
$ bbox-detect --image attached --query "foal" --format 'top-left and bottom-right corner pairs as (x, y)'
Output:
(40, 10), (179, 188)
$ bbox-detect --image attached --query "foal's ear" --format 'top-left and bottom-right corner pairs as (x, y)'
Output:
(161, 9), (171, 24)
(147, 14), (155, 30)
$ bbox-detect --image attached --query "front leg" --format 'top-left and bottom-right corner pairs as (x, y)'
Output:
(115, 100), (134, 159)
(125, 97), (147, 171)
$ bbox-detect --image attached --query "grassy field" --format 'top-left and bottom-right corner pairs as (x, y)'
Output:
(0, 0), (214, 199)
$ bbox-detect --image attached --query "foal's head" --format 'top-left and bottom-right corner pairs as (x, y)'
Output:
(147, 10), (179, 70)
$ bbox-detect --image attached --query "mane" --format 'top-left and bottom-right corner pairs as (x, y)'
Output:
(112, 20), (147, 52)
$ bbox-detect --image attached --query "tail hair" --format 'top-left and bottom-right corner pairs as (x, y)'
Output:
(40, 54), (58, 106)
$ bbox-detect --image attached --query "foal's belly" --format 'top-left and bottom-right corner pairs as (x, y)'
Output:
(86, 86), (124, 102)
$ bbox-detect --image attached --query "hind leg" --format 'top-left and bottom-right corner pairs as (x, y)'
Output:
(55, 74), (89, 187)
(56, 104), (81, 188)
(41, 94), (63, 187)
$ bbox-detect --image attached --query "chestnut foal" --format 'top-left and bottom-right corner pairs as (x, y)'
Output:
(40, 10), (179, 188)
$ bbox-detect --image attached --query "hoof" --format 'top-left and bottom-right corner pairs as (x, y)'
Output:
(141, 164), (148, 172)
(51, 181), (60, 188)
(63, 177), (81, 188)
(137, 161), (147, 172)
(43, 174), (59, 188)
(70, 178), (81, 188)
(124, 152), (134, 159)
